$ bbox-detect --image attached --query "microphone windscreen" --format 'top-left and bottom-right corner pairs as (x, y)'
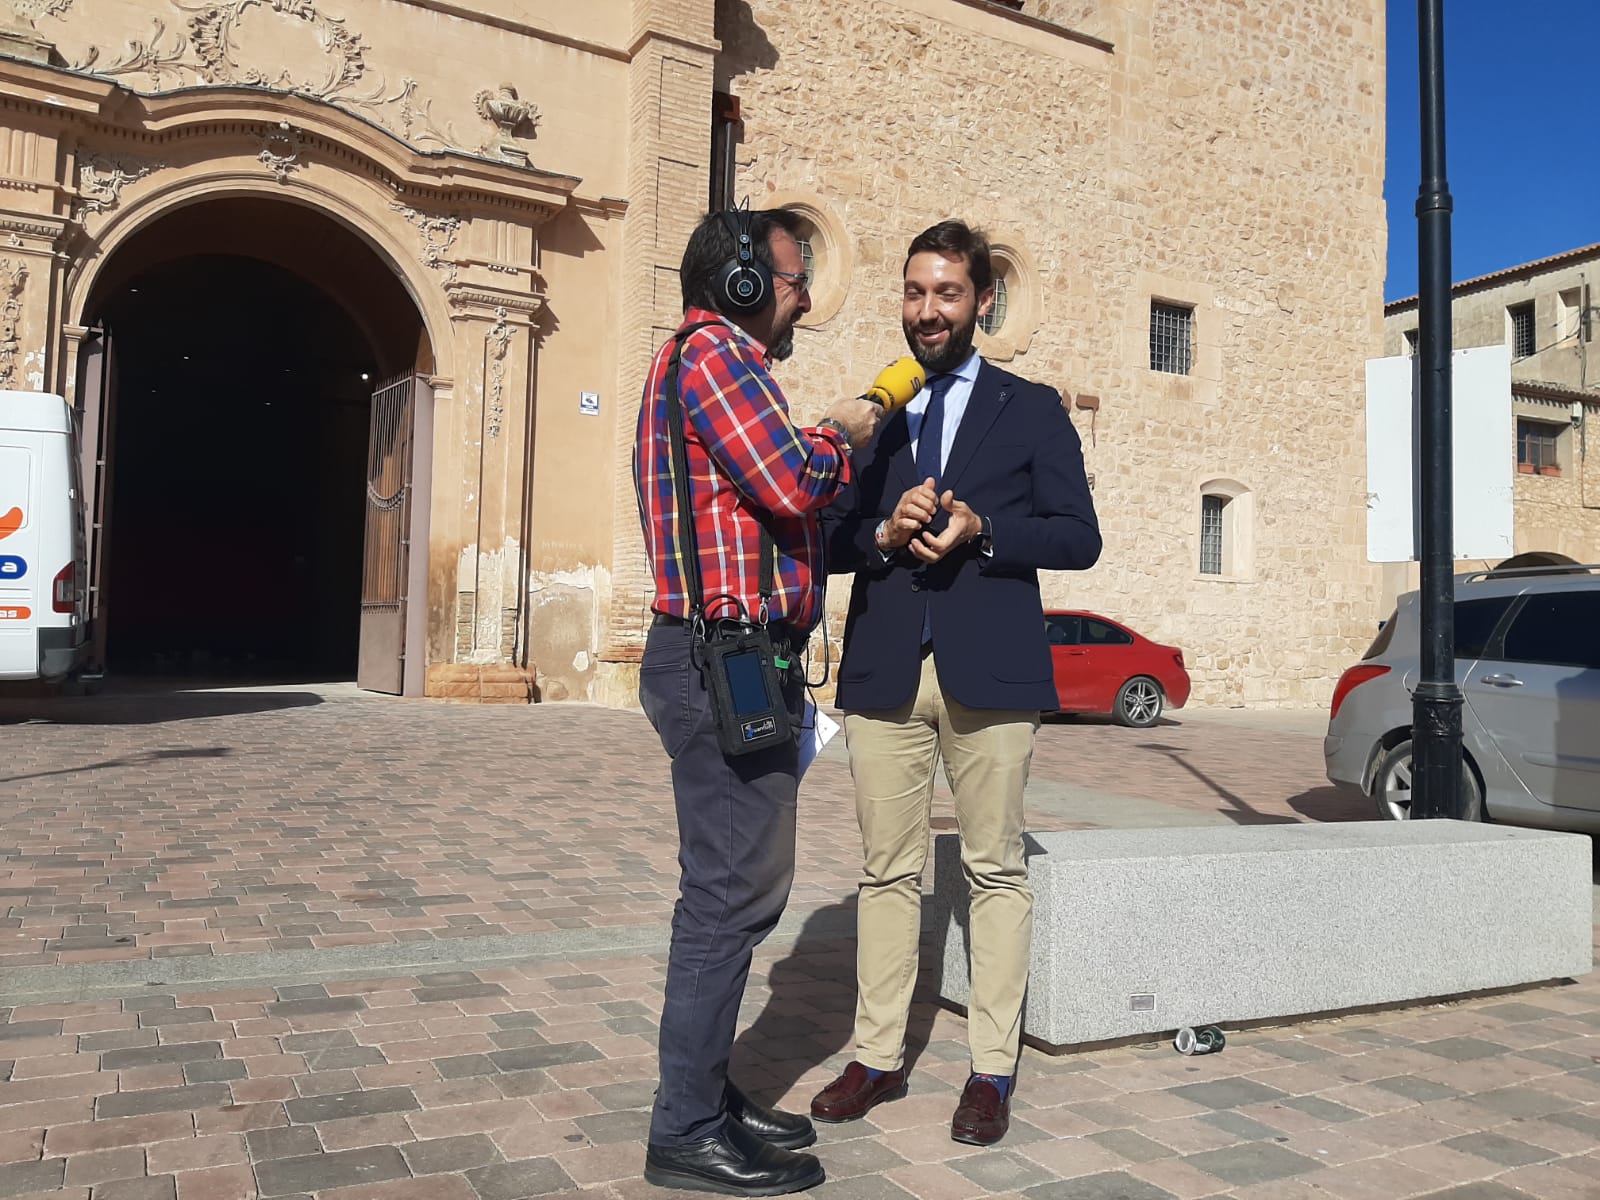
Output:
(863, 357), (926, 412)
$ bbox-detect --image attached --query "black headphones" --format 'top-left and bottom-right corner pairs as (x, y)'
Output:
(715, 209), (772, 315)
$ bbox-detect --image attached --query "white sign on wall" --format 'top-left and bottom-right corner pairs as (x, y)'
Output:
(579, 391), (600, 416)
(1365, 344), (1515, 564)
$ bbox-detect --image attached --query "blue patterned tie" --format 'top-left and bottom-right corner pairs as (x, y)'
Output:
(916, 374), (956, 648)
(915, 373), (956, 485)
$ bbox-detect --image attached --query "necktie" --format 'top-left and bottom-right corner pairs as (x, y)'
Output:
(915, 373), (957, 485)
(916, 373), (957, 648)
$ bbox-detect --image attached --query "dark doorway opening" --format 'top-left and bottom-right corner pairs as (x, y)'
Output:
(81, 198), (430, 686)
(95, 255), (376, 678)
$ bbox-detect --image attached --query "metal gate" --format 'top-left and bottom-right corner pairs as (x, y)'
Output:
(74, 328), (117, 674)
(357, 374), (417, 694)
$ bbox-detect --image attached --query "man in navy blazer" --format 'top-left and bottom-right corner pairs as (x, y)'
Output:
(810, 221), (1100, 1146)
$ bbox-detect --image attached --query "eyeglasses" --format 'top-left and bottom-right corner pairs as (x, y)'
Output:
(771, 268), (811, 291)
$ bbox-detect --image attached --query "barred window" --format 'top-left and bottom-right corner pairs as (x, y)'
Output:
(1509, 302), (1536, 360)
(979, 275), (1008, 336)
(795, 235), (815, 286)
(1200, 494), (1225, 575)
(1150, 302), (1193, 374)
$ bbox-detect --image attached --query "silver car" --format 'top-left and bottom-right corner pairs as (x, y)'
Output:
(1325, 565), (1600, 834)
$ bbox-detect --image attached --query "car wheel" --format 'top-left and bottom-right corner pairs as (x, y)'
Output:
(1114, 677), (1163, 728)
(1372, 738), (1483, 821)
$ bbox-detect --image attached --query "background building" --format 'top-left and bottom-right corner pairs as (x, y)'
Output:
(1383, 244), (1600, 575)
(0, 0), (1388, 707)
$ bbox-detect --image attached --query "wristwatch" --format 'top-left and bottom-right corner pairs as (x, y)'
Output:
(975, 515), (994, 554)
(817, 417), (852, 454)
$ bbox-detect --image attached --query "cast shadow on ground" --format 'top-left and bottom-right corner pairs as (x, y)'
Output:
(0, 685), (323, 727)
(733, 896), (945, 1105)
(0, 745), (233, 784)
(1134, 741), (1299, 825)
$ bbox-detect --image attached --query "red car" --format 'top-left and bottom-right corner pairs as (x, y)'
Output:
(1044, 610), (1191, 727)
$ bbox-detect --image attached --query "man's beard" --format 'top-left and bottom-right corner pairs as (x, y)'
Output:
(903, 312), (977, 374)
(768, 323), (796, 362)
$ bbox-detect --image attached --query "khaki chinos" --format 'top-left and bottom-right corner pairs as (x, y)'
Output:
(843, 650), (1038, 1076)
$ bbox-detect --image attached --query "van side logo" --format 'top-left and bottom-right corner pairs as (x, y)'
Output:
(0, 556), (24, 580)
(0, 507), (21, 540)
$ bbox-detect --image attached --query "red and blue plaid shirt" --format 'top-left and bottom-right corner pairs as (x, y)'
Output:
(633, 309), (852, 635)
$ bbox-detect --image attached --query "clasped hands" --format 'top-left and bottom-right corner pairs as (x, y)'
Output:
(877, 477), (982, 563)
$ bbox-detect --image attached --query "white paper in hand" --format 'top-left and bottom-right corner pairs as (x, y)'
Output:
(797, 699), (841, 780)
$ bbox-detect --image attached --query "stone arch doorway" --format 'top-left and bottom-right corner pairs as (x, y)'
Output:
(79, 196), (433, 692)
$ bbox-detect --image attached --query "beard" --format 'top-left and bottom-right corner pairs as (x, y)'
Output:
(903, 310), (978, 374)
(767, 322), (796, 362)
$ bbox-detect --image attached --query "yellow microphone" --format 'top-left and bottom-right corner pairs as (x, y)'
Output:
(861, 357), (926, 413)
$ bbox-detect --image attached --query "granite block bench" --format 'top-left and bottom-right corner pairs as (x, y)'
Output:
(932, 821), (1594, 1050)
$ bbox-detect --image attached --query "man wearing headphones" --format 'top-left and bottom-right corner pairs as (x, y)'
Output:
(633, 207), (881, 1195)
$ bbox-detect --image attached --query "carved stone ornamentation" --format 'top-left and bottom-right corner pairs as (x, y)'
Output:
(0, 259), (29, 388)
(77, 154), (160, 215)
(391, 201), (461, 286)
(485, 306), (515, 440)
(474, 83), (539, 164)
(69, 0), (460, 150)
(258, 123), (303, 181)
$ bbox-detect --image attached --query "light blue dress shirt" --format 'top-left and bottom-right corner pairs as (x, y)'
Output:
(907, 349), (981, 476)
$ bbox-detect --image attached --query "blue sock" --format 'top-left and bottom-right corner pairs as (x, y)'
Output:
(973, 1072), (1012, 1100)
(863, 1065), (887, 1081)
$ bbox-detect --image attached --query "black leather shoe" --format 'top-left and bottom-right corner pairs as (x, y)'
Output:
(644, 1119), (825, 1195)
(726, 1081), (816, 1150)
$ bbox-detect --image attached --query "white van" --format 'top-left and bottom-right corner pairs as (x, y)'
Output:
(0, 391), (90, 682)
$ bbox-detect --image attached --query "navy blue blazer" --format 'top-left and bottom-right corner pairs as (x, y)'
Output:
(823, 360), (1101, 712)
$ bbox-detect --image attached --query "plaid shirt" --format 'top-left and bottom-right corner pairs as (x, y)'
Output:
(633, 309), (852, 635)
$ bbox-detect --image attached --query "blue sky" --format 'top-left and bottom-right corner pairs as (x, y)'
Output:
(1384, 2), (1599, 302)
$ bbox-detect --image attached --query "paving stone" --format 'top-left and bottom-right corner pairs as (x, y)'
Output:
(283, 1088), (420, 1125)
(0, 1158), (65, 1197)
(254, 1146), (411, 1196)
(487, 1044), (601, 1072)
(1197, 1111), (1288, 1142)
(0, 1022), (63, 1042)
(547, 975), (607, 991)
(247, 1126), (324, 1161)
(1182, 1142), (1322, 1186)
(264, 999), (364, 1018)
(1369, 1075), (1466, 1103)
(1086, 1128), (1175, 1163)
(1025, 1173), (1178, 1200)
(1166, 1078), (1289, 1111)
(307, 1048), (388, 1071)
(182, 1060), (248, 1084)
(401, 1135), (503, 1175)
(411, 986), (509, 1004)
(1475, 1003), (1571, 1023)
(100, 1043), (221, 1071)
(1468, 1085), (1577, 1119)
(587, 1080), (658, 1112)
(465, 1157), (575, 1199)
(1544, 1108), (1600, 1138)
(1416, 1038), (1514, 1062)
(96, 1084), (230, 1119)
(1251, 1038), (1332, 1062)
(573, 1111), (650, 1145)
(88, 1177), (176, 1200)
(947, 1150), (1055, 1192)
(1440, 1132), (1558, 1168)
(1413, 1185), (1544, 1200)
(1277, 1095), (1366, 1123)
(436, 1056), (500, 1080)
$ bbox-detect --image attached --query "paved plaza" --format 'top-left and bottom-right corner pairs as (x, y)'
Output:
(1, 684), (1597, 1200)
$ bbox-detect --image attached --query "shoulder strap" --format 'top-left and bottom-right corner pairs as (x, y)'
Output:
(662, 321), (777, 622)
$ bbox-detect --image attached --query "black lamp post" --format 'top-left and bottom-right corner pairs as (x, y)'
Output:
(1410, 0), (1467, 819)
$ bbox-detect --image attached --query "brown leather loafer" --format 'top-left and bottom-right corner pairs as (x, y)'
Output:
(809, 1061), (908, 1123)
(950, 1076), (1010, 1146)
